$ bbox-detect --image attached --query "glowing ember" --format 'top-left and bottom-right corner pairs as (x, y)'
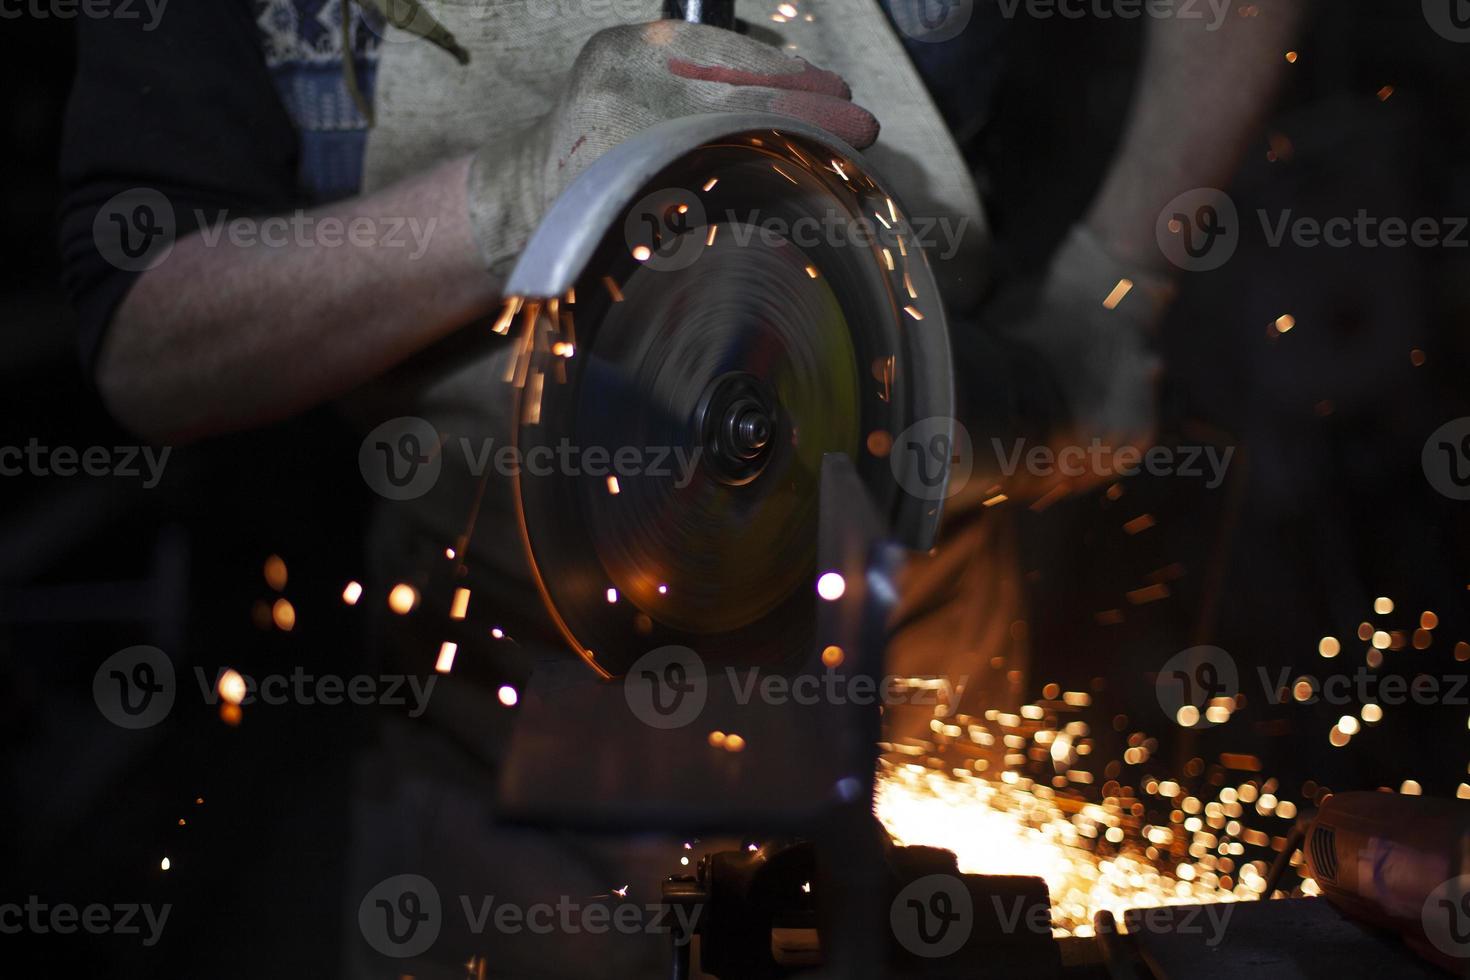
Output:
(217, 668), (247, 706)
(342, 581), (363, 605)
(435, 641), (458, 673)
(388, 583), (418, 615)
(816, 572), (845, 601)
(272, 597), (296, 631)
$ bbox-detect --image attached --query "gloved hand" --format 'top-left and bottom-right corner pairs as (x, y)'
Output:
(987, 225), (1177, 495)
(466, 20), (879, 277)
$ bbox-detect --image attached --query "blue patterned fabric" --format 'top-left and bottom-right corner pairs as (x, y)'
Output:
(253, 0), (384, 202)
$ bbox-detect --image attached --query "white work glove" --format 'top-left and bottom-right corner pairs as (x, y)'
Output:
(466, 20), (879, 277)
(1005, 225), (1175, 456)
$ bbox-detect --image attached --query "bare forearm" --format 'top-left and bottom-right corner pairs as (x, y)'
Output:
(1085, 0), (1308, 271)
(100, 154), (498, 443)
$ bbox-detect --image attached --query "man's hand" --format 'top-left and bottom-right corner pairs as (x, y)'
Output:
(1011, 226), (1173, 447)
(465, 20), (878, 274)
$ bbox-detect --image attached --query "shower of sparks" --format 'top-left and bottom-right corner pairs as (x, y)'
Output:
(876, 766), (1250, 937)
(876, 592), (1466, 934)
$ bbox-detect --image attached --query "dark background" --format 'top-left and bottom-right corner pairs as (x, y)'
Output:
(3, 1), (1469, 976)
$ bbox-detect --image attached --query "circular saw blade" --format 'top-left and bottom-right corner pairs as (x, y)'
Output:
(510, 130), (951, 678)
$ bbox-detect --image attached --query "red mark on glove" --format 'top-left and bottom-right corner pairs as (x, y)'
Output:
(668, 56), (851, 100)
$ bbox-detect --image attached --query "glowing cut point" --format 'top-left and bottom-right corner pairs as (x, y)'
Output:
(816, 572), (846, 601)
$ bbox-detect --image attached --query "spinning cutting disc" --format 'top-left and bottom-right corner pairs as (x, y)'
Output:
(507, 127), (952, 678)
